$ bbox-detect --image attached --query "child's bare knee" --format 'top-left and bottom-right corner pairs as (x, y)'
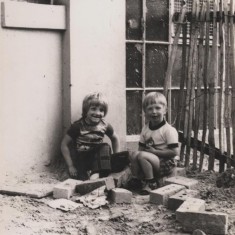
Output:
(129, 151), (139, 162)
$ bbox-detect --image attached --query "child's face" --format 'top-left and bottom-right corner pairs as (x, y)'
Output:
(86, 105), (105, 124)
(145, 102), (166, 125)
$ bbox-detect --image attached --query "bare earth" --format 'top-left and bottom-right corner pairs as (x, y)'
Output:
(0, 165), (235, 235)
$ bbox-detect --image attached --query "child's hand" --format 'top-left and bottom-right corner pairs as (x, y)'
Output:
(69, 166), (78, 177)
(144, 145), (156, 154)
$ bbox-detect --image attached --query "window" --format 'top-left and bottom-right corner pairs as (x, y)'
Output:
(126, 0), (216, 139)
(126, 0), (173, 139)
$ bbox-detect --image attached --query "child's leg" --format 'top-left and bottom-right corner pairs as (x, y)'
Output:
(129, 151), (141, 178)
(69, 147), (89, 180)
(137, 151), (160, 194)
(137, 151), (160, 180)
(126, 151), (143, 190)
(91, 143), (112, 178)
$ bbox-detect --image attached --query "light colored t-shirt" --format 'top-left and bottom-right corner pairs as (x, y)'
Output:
(139, 119), (178, 150)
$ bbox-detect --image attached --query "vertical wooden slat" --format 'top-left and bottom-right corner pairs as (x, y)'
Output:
(142, 0), (146, 127)
(185, 0), (199, 168)
(163, 4), (187, 124)
(218, 0), (226, 172)
(230, 0), (235, 163)
(224, 0), (231, 169)
(193, 2), (206, 170)
(208, 0), (218, 171)
(179, 21), (188, 162)
(199, 0), (210, 171)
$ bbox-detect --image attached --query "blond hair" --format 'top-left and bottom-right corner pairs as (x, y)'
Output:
(142, 92), (167, 112)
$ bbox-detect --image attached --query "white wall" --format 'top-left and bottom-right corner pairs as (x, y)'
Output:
(69, 0), (126, 148)
(0, 2), (63, 179)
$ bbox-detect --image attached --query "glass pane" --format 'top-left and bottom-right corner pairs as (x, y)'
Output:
(146, 44), (168, 87)
(126, 43), (143, 88)
(126, 91), (142, 135)
(126, 0), (143, 40)
(146, 0), (169, 41)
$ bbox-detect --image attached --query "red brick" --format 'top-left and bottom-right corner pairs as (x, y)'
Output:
(111, 188), (132, 204)
(75, 177), (115, 195)
(53, 179), (82, 199)
(168, 189), (200, 210)
(165, 176), (198, 189)
(150, 184), (185, 205)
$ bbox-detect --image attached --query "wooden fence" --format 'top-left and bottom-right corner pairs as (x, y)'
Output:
(165, 0), (235, 172)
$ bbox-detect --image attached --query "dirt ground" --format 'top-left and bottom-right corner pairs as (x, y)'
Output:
(1, 163), (235, 235)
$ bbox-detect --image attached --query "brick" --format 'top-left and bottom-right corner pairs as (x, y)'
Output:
(76, 177), (115, 195)
(165, 176), (198, 189)
(110, 167), (132, 187)
(176, 198), (206, 213)
(150, 184), (185, 205)
(176, 210), (228, 234)
(168, 189), (200, 210)
(159, 167), (186, 187)
(53, 179), (82, 199)
(0, 183), (53, 198)
(111, 188), (132, 204)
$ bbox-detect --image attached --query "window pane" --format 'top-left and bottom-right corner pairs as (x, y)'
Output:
(126, 91), (142, 135)
(126, 0), (143, 40)
(126, 43), (143, 88)
(146, 44), (168, 87)
(146, 0), (169, 41)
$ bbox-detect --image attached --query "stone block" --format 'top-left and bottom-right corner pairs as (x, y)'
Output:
(111, 188), (132, 203)
(150, 184), (185, 205)
(53, 179), (82, 199)
(76, 177), (115, 195)
(165, 176), (198, 189)
(0, 183), (53, 198)
(168, 189), (200, 210)
(176, 210), (228, 235)
(159, 167), (186, 186)
(110, 166), (132, 187)
(176, 198), (206, 214)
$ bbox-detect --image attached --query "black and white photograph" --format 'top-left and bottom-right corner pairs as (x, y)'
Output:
(0, 0), (235, 234)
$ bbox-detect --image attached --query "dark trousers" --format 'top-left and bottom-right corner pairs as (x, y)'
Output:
(69, 143), (111, 180)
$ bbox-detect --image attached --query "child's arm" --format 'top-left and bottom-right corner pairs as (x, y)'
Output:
(109, 131), (120, 153)
(61, 134), (77, 177)
(144, 145), (179, 158)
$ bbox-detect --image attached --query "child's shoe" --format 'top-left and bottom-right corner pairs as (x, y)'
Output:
(126, 178), (142, 191)
(140, 181), (158, 195)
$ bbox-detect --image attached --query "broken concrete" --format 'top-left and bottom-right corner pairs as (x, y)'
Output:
(0, 183), (53, 198)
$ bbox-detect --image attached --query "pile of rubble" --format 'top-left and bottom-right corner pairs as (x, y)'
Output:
(0, 167), (229, 235)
